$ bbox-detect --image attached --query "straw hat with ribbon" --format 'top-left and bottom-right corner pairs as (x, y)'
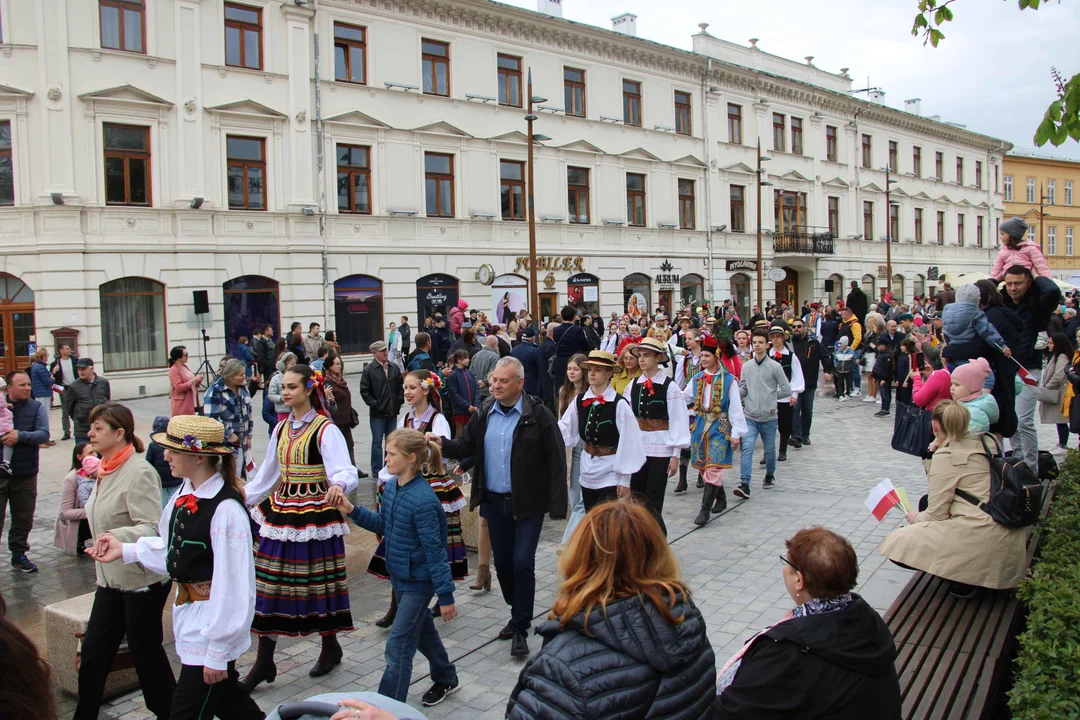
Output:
(579, 350), (618, 370)
(630, 336), (671, 364)
(150, 415), (234, 455)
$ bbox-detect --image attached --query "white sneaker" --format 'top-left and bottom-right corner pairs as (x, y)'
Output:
(862, 394), (876, 403)
(839, 395), (847, 402)
(849, 389), (862, 398)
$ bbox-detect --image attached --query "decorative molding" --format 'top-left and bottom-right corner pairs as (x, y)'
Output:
(296, 109), (307, 124)
(78, 84), (174, 107)
(205, 99), (287, 119)
(0, 84), (34, 99)
(90, 50), (102, 62)
(184, 99), (197, 115)
(323, 110), (390, 128)
(47, 86), (62, 102)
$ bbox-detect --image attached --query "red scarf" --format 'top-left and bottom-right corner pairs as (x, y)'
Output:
(98, 444), (135, 481)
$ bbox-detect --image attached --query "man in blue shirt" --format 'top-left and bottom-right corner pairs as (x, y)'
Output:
(432, 357), (566, 659)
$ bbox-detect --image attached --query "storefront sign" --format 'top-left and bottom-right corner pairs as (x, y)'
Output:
(927, 266), (940, 281)
(514, 256), (585, 273)
(655, 260), (679, 288)
(726, 259), (758, 272)
(415, 273), (459, 324)
(568, 272), (600, 314)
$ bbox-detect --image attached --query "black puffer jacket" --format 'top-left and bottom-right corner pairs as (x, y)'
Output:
(1002, 275), (1061, 370)
(506, 592), (715, 719)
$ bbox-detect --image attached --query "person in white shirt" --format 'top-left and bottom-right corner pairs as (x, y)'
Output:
(91, 415), (263, 720)
(767, 322), (805, 462)
(558, 350), (646, 511)
(673, 328), (703, 494)
(622, 338), (690, 536)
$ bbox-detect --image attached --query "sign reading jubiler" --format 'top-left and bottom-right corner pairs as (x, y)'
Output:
(514, 256), (585, 273)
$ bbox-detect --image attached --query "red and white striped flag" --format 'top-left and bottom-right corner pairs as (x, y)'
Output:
(1016, 365), (1038, 387)
(864, 479), (902, 521)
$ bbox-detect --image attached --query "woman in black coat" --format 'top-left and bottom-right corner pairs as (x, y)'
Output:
(714, 527), (901, 720)
(506, 502), (715, 719)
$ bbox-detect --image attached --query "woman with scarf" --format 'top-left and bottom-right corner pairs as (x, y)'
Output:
(683, 334), (747, 526)
(240, 364), (359, 690)
(324, 350), (358, 465)
(715, 527), (900, 719)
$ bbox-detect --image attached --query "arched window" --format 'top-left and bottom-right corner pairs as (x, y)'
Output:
(334, 274), (383, 354)
(861, 274), (876, 299)
(827, 274), (844, 307)
(99, 277), (166, 371)
(913, 274), (926, 299)
(891, 274), (905, 300)
(680, 273), (705, 308)
(730, 273), (751, 323)
(0, 273), (35, 373)
(223, 275), (280, 356)
(623, 273), (651, 320)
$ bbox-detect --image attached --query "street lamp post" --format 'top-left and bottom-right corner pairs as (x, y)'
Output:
(524, 70), (549, 331)
(1039, 182), (1051, 255)
(884, 165), (897, 292)
(755, 141), (772, 310)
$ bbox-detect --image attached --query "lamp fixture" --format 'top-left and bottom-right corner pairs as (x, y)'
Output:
(384, 81), (419, 92)
(301, 207), (316, 216)
(760, 180), (774, 187)
(466, 93), (497, 104)
(759, 155), (772, 162)
(530, 95), (548, 104)
(524, 114), (538, 122)
(542, 216), (566, 223)
(604, 220), (625, 226)
(537, 105), (564, 114)
(712, 224), (727, 232)
(658, 222), (677, 229)
(653, 124), (675, 132)
(51, 192), (64, 205)
(190, 196), (204, 209)
(600, 115), (624, 124)
(533, 134), (552, 142)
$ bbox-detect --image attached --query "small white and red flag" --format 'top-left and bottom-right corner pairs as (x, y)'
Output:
(1016, 365), (1039, 388)
(246, 457), (257, 476)
(864, 479), (902, 521)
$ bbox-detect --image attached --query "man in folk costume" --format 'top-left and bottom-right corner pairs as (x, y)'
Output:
(558, 350), (646, 511)
(683, 335), (748, 526)
(673, 328), (702, 494)
(623, 338), (691, 536)
(765, 322), (805, 463)
(668, 315), (694, 357)
(240, 365), (359, 689)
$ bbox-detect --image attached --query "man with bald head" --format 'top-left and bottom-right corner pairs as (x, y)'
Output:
(472, 336), (501, 401)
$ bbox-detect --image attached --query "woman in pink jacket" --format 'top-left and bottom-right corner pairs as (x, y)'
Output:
(449, 298), (468, 337)
(167, 345), (204, 416)
(991, 218), (1052, 279)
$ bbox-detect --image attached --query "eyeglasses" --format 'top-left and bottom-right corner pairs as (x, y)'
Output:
(779, 555), (801, 573)
(792, 324), (805, 329)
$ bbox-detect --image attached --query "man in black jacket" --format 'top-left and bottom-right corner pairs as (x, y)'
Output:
(509, 327), (545, 400)
(1003, 265), (1062, 472)
(359, 341), (404, 476)
(790, 320), (826, 446)
(1, 370), (50, 573)
(431, 357), (566, 658)
(429, 315), (451, 367)
(398, 316), (411, 357)
(846, 280), (869, 325)
(538, 324), (557, 407)
(62, 358), (111, 443)
(550, 306), (595, 397)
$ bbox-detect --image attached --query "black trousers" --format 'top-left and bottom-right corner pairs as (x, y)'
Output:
(630, 456), (669, 535)
(74, 581), (176, 720)
(481, 493), (545, 634)
(792, 390), (815, 441)
(834, 371), (850, 398)
(169, 662), (264, 720)
(580, 485), (618, 512)
(0, 474), (36, 555)
(776, 402), (793, 454)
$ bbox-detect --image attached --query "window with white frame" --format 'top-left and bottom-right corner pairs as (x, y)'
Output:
(1067, 227), (1074, 256)
(1048, 179), (1056, 205)
(1026, 177), (1036, 203)
(1027, 226), (1036, 243)
(1066, 181), (1074, 206)
(1004, 175), (1013, 202)
(1048, 226), (1057, 256)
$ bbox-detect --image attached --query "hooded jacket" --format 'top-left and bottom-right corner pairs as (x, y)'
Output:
(990, 239), (1052, 280)
(507, 592), (715, 719)
(449, 299), (468, 336)
(714, 595), (900, 720)
(941, 285), (1006, 348)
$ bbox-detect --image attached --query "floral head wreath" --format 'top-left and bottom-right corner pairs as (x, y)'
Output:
(306, 369), (325, 390)
(420, 372), (442, 391)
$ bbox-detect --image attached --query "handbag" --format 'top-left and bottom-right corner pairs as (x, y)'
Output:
(891, 401), (933, 458)
(349, 406), (360, 428)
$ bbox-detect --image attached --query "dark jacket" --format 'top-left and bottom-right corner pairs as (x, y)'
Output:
(714, 595), (901, 720)
(496, 335), (512, 358)
(348, 472), (455, 607)
(29, 361), (53, 398)
(398, 323), (411, 352)
(62, 374), (112, 437)
(447, 367), (480, 415)
(820, 316), (839, 351)
(327, 374), (354, 428)
(50, 354), (79, 386)
(846, 287), (869, 324)
(406, 350), (436, 373)
(447, 338), (481, 362)
(252, 336), (276, 377)
(1002, 276), (1062, 369)
(359, 360), (403, 418)
(288, 335), (309, 365)
(440, 393), (566, 519)
(430, 326), (451, 365)
(510, 340), (544, 397)
(935, 288), (956, 311)
(146, 416), (182, 490)
(550, 323), (594, 380)
(1048, 312), (1066, 338)
(538, 337), (557, 403)
(507, 592), (715, 720)
(232, 342), (256, 376)
(792, 335), (824, 388)
(8, 398), (49, 476)
(940, 305), (1021, 437)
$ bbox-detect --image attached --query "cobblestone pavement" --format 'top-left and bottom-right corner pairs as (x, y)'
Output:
(1, 379), (1058, 719)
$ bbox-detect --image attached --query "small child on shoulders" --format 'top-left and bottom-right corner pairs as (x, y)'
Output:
(991, 218), (1053, 280)
(941, 284), (1010, 385)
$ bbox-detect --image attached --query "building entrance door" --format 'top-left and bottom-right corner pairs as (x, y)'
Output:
(775, 267), (798, 307)
(539, 293), (558, 324)
(658, 290), (673, 316)
(0, 274), (35, 375)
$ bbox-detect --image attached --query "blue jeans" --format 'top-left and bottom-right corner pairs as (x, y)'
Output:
(378, 588), (457, 703)
(482, 493), (545, 634)
(369, 415), (397, 475)
(740, 418), (777, 485)
(561, 446), (585, 546)
(851, 351), (863, 391)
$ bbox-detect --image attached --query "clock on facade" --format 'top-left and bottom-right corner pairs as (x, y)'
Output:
(476, 264), (495, 286)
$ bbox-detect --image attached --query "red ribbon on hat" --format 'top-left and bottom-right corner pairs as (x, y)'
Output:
(582, 396), (607, 407)
(175, 494), (198, 514)
(644, 377), (655, 396)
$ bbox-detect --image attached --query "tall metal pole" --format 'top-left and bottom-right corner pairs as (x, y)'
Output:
(885, 165), (893, 293)
(526, 69), (540, 331)
(756, 139), (763, 310)
(1039, 181), (1046, 254)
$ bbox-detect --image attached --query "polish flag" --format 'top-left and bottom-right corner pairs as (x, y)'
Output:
(1016, 365), (1038, 387)
(864, 479), (902, 521)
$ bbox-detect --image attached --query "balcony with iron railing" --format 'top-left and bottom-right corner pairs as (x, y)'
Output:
(772, 228), (836, 255)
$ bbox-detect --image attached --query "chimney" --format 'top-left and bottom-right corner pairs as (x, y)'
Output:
(537, 0), (563, 18)
(869, 89), (886, 102)
(904, 98), (922, 116)
(612, 12), (637, 36)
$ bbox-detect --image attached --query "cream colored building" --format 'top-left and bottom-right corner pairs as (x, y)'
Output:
(0, 0), (1009, 397)
(1002, 151), (1080, 281)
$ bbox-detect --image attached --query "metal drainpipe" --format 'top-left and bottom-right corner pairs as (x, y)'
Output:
(703, 58), (715, 304)
(314, 0), (329, 329)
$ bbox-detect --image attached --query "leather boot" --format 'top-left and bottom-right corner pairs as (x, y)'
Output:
(695, 474), (705, 489)
(374, 594), (398, 628)
(309, 633), (343, 677)
(469, 563), (491, 592)
(239, 636), (277, 692)
(695, 485), (717, 526)
(711, 485), (727, 514)
(674, 465), (688, 494)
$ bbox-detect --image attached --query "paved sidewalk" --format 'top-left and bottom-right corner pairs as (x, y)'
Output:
(0, 381), (1058, 719)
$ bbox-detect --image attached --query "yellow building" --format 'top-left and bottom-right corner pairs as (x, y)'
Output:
(1003, 151), (1080, 280)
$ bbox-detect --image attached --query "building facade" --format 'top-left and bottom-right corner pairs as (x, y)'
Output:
(0, 0), (1008, 397)
(1002, 151), (1080, 281)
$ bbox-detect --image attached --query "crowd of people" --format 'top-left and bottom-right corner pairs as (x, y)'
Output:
(0, 220), (1069, 719)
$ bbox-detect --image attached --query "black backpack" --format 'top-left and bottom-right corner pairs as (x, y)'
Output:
(955, 434), (1044, 528)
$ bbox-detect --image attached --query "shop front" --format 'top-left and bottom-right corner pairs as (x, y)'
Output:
(415, 273), (459, 325)
(567, 272), (600, 317)
(334, 274), (384, 354)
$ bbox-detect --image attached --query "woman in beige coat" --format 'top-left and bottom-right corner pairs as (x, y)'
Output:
(1039, 333), (1072, 448)
(878, 401), (1027, 597)
(76, 403), (176, 720)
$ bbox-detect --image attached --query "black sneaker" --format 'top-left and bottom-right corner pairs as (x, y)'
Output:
(421, 679), (460, 707)
(874, 410), (890, 418)
(497, 623), (515, 641)
(802, 438), (812, 446)
(777, 452), (787, 462)
(61, 433), (72, 441)
(732, 483), (751, 499)
(763, 475), (776, 489)
(511, 632), (530, 657)
(11, 554), (37, 573)
(790, 438), (802, 449)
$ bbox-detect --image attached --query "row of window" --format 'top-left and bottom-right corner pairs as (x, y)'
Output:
(1045, 227), (1077, 257)
(1005, 176), (1076, 205)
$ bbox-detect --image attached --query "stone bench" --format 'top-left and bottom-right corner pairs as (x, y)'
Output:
(45, 589), (175, 697)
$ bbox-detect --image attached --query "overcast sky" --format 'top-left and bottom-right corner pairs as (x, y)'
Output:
(500, 0), (1080, 160)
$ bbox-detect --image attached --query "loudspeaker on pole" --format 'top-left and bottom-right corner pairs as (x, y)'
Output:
(193, 290), (210, 315)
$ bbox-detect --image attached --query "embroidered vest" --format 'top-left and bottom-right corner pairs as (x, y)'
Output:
(692, 371), (731, 421)
(277, 414), (331, 492)
(166, 482), (244, 583)
(630, 376), (671, 431)
(576, 393), (624, 450)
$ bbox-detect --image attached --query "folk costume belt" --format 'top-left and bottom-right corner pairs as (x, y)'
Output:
(175, 581), (212, 606)
(583, 442), (617, 457)
(637, 418), (669, 432)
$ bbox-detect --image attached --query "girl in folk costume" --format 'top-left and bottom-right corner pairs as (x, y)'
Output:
(369, 369), (468, 627)
(240, 365), (359, 690)
(92, 416), (263, 720)
(734, 330), (752, 364)
(673, 328), (702, 494)
(683, 334), (748, 527)
(767, 322), (805, 462)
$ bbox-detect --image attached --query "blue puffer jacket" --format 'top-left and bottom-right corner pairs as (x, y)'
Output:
(349, 473), (455, 606)
(30, 361), (53, 398)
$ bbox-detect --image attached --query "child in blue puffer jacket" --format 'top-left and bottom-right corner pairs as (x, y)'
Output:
(942, 284), (1012, 369)
(331, 428), (460, 708)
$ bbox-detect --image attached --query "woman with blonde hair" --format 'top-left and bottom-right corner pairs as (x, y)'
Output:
(611, 343), (642, 395)
(507, 501), (715, 718)
(861, 312), (886, 405)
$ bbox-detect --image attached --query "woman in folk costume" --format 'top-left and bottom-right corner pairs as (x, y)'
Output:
(673, 328), (702, 494)
(92, 416), (263, 719)
(240, 364), (359, 690)
(369, 369), (468, 628)
(683, 334), (748, 527)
